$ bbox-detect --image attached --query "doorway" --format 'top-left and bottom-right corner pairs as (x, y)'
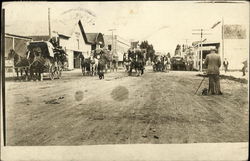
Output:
(74, 51), (82, 68)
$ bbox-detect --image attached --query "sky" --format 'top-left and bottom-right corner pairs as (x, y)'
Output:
(3, 1), (249, 53)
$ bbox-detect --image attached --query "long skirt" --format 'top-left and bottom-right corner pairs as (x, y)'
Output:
(208, 74), (221, 95)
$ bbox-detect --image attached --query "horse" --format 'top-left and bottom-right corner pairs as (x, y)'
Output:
(111, 59), (118, 72)
(123, 53), (131, 72)
(162, 56), (169, 72)
(90, 56), (98, 76)
(128, 50), (145, 76)
(165, 56), (171, 72)
(153, 55), (164, 72)
(7, 49), (30, 80)
(81, 58), (92, 76)
(97, 56), (106, 79)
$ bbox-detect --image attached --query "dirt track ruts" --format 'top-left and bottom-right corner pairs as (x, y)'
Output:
(5, 69), (248, 145)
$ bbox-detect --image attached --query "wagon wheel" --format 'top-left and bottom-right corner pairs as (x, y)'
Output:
(56, 66), (62, 79)
(57, 62), (63, 79)
(58, 68), (62, 79)
(49, 65), (55, 80)
(82, 67), (85, 76)
(56, 67), (62, 79)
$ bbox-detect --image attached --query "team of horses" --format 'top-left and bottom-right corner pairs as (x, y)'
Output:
(7, 49), (47, 81)
(81, 48), (146, 77)
(81, 50), (111, 77)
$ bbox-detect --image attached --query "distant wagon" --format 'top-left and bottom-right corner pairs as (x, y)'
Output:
(126, 48), (146, 76)
(171, 56), (186, 71)
(152, 55), (164, 72)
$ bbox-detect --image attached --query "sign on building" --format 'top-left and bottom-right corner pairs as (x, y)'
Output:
(224, 25), (246, 39)
(131, 41), (139, 49)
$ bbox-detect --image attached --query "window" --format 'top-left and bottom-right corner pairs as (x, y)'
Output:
(77, 39), (79, 49)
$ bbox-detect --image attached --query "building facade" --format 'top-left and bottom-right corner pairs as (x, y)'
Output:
(5, 33), (32, 58)
(192, 39), (248, 71)
(5, 33), (32, 76)
(192, 24), (249, 71)
(85, 33), (105, 51)
(192, 41), (220, 71)
(104, 35), (130, 65)
(58, 26), (92, 69)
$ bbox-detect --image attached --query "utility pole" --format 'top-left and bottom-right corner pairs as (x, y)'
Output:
(108, 29), (116, 54)
(221, 17), (224, 61)
(192, 29), (211, 72)
(48, 8), (51, 38)
(108, 28), (116, 65)
(200, 29), (203, 72)
(211, 18), (224, 70)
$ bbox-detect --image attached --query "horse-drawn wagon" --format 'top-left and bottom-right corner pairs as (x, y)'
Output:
(152, 55), (164, 72)
(27, 41), (66, 80)
(170, 55), (186, 71)
(152, 54), (170, 72)
(8, 41), (67, 81)
(126, 48), (146, 76)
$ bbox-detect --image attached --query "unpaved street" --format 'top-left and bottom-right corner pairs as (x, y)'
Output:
(5, 69), (248, 145)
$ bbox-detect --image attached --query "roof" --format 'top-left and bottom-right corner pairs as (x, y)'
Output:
(85, 33), (99, 44)
(85, 33), (104, 45)
(192, 41), (220, 47)
(58, 34), (70, 39)
(78, 20), (92, 45)
(5, 33), (32, 40)
(29, 35), (50, 41)
(78, 21), (104, 46)
(86, 32), (105, 46)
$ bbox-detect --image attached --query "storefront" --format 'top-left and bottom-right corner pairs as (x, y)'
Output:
(5, 33), (32, 76)
(192, 41), (220, 71)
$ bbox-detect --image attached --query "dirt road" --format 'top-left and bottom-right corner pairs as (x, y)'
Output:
(5, 68), (248, 145)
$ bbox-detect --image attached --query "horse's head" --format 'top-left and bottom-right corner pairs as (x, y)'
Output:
(8, 49), (17, 60)
(8, 49), (22, 64)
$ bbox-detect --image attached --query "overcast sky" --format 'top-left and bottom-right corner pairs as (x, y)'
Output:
(3, 1), (249, 53)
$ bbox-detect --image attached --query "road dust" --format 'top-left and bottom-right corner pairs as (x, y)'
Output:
(5, 70), (248, 145)
(75, 90), (84, 101)
(111, 86), (129, 101)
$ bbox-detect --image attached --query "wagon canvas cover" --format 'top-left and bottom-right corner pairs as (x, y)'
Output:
(28, 41), (55, 58)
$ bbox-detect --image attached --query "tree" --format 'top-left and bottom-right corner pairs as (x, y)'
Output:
(139, 41), (155, 61)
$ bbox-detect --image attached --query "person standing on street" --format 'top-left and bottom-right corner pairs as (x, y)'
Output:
(223, 58), (229, 73)
(204, 49), (223, 95)
(242, 60), (247, 76)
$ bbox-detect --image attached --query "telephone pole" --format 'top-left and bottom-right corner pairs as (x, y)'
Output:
(221, 17), (224, 61)
(108, 29), (116, 54)
(192, 29), (211, 72)
(48, 8), (51, 38)
(211, 18), (224, 69)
